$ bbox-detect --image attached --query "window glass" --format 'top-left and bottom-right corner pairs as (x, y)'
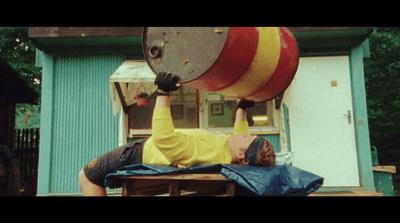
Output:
(127, 89), (273, 134)
(128, 93), (156, 130)
(207, 93), (273, 128)
(128, 86), (198, 130)
(170, 87), (198, 128)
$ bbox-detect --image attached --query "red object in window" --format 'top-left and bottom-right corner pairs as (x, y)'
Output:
(137, 98), (148, 107)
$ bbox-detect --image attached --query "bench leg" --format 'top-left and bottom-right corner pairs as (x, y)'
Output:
(169, 181), (181, 196)
(226, 182), (235, 196)
(122, 180), (133, 196)
(122, 181), (128, 196)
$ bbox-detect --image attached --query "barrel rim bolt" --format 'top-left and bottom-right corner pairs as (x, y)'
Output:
(149, 45), (162, 59)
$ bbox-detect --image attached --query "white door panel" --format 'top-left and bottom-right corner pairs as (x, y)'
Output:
(284, 56), (360, 187)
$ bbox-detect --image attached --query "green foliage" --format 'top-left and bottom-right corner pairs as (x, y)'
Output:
(364, 28), (400, 150)
(15, 104), (41, 129)
(0, 27), (42, 98)
(364, 27), (400, 195)
(0, 27), (42, 128)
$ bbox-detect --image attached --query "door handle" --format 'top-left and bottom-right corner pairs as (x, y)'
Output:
(344, 110), (352, 124)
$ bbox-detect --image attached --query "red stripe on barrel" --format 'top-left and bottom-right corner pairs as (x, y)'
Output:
(184, 27), (259, 92)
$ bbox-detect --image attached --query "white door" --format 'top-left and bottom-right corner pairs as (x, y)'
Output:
(283, 56), (360, 187)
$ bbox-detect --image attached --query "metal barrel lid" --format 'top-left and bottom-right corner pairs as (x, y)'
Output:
(143, 27), (230, 83)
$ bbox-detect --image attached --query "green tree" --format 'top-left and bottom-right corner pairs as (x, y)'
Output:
(0, 27), (41, 96)
(0, 27), (42, 128)
(364, 27), (400, 194)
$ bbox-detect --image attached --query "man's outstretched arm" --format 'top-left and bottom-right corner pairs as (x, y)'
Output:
(151, 72), (186, 151)
(154, 93), (171, 108)
(235, 100), (255, 123)
(233, 100), (255, 135)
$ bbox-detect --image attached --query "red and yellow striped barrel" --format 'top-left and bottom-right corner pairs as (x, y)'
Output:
(143, 27), (299, 102)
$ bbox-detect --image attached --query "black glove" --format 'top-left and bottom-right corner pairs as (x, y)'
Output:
(237, 99), (255, 110)
(154, 72), (181, 95)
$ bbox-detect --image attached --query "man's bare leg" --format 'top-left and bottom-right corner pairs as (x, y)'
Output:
(78, 169), (107, 196)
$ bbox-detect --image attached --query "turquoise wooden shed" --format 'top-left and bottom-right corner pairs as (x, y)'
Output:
(29, 27), (384, 196)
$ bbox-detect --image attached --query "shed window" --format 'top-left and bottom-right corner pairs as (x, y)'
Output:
(206, 93), (273, 128)
(170, 86), (198, 128)
(127, 90), (275, 137)
(128, 86), (198, 133)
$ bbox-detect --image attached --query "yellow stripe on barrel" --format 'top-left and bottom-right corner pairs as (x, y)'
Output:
(216, 27), (281, 98)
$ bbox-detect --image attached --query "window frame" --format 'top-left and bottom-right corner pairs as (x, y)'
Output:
(125, 90), (280, 139)
(198, 91), (280, 135)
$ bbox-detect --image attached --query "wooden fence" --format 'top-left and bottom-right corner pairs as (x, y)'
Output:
(13, 128), (40, 195)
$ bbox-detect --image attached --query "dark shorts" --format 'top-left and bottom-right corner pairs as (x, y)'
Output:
(83, 138), (148, 187)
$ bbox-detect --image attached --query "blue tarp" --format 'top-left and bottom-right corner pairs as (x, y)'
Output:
(105, 164), (324, 196)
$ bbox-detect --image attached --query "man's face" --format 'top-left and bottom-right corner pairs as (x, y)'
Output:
(236, 133), (257, 149)
(229, 133), (257, 164)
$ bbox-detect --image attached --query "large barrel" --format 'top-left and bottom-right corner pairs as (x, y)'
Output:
(143, 27), (299, 102)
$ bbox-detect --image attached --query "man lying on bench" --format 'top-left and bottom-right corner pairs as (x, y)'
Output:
(78, 72), (276, 196)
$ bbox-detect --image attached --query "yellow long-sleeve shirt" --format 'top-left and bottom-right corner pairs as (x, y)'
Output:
(142, 107), (249, 168)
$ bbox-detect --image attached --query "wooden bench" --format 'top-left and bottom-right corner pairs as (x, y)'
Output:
(118, 173), (235, 196)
